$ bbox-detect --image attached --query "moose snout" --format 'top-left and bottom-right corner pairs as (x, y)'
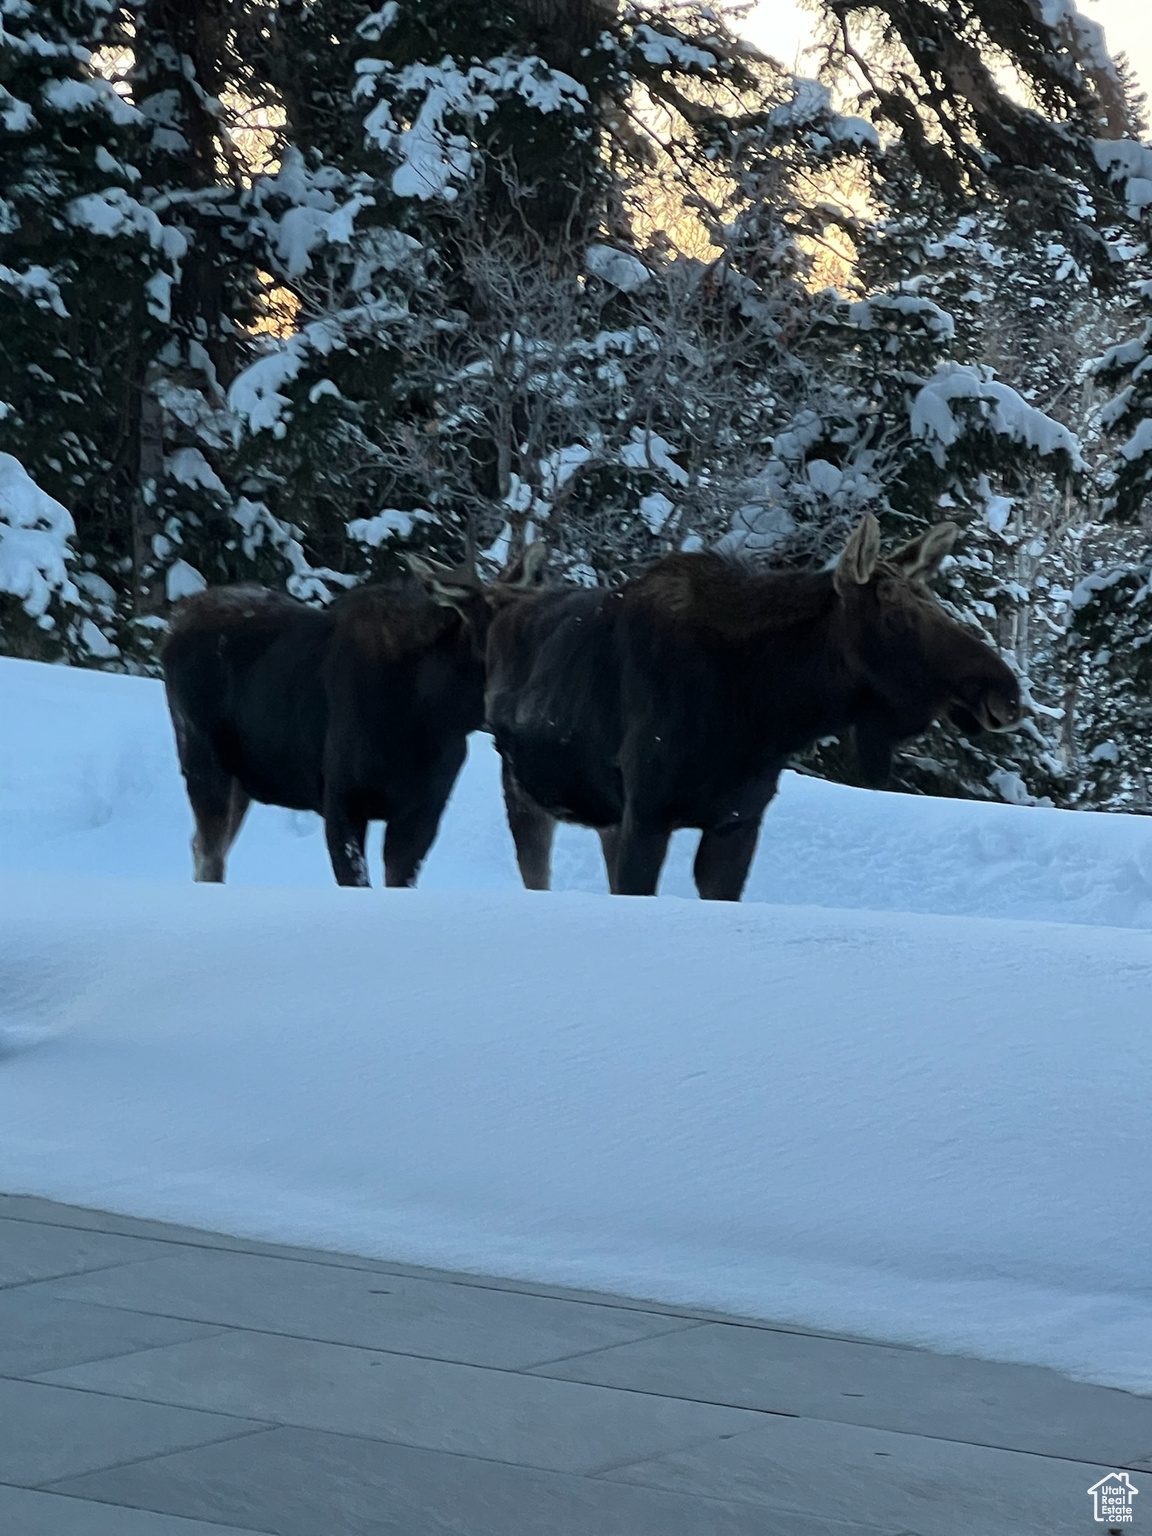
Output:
(948, 677), (1024, 735)
(979, 687), (1024, 732)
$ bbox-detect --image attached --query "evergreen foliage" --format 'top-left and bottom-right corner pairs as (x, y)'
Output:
(0, 0), (165, 660)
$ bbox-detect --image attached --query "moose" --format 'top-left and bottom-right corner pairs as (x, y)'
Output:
(467, 514), (1022, 901)
(162, 552), (542, 887)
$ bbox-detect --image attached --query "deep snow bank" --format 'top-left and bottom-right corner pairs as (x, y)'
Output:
(3, 655), (1152, 1391)
(0, 873), (1149, 1393)
(4, 654), (1152, 927)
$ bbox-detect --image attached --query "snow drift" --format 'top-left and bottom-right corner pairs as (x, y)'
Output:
(1, 655), (1151, 1393)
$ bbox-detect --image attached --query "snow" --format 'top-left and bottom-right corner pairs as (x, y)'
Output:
(1040, 0), (1117, 74)
(631, 24), (718, 73)
(165, 559), (206, 602)
(0, 262), (68, 317)
(851, 292), (955, 341)
(1, 85), (34, 134)
(769, 78), (879, 150)
(355, 3), (399, 43)
(541, 443), (594, 494)
(267, 190), (376, 279)
(325, 192), (374, 246)
(346, 508), (433, 546)
(984, 493), (1015, 535)
(228, 302), (404, 439)
(621, 428), (690, 485)
(0, 453), (78, 618)
(910, 364), (1085, 469)
(274, 205), (333, 277)
(1121, 417), (1152, 463)
(42, 75), (139, 127)
(77, 617), (119, 660)
(3, 656), (1152, 1393)
(1094, 138), (1152, 217)
(364, 59), (587, 201)
(638, 491), (675, 533)
(144, 269), (173, 323)
(166, 447), (226, 496)
(806, 458), (843, 495)
(228, 336), (313, 434)
(66, 188), (188, 262)
(586, 243), (651, 293)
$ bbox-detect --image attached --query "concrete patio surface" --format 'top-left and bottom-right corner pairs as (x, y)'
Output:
(0, 1192), (1146, 1535)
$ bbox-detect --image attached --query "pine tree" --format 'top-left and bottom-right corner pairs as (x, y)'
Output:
(1070, 138), (1152, 809)
(226, 0), (629, 582)
(0, 0), (169, 661)
(814, 186), (1121, 804)
(121, 0), (260, 641)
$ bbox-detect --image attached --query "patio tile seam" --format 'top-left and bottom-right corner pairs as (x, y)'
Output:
(0, 1210), (411, 1276)
(24, 1310), (739, 1379)
(29, 1427), (282, 1494)
(24, 1347), (795, 1419)
(410, 1280), (929, 1347)
(21, 1330), (1150, 1470)
(515, 1319), (714, 1372)
(49, 1422), (884, 1520)
(584, 1423), (772, 1479)
(0, 1370), (277, 1430)
(0, 1256), (176, 1295)
(0, 1481), (279, 1536)
(22, 1259), (935, 1354)
(0, 1324), (234, 1382)
(585, 1412), (1148, 1478)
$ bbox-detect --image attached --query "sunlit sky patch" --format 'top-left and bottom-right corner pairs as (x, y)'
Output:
(739, 0), (1152, 97)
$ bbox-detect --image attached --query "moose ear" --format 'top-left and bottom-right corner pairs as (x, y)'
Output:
(406, 553), (481, 610)
(891, 521), (958, 583)
(833, 513), (882, 594)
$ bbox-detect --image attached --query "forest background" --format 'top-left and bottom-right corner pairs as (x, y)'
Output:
(4, 0), (1152, 811)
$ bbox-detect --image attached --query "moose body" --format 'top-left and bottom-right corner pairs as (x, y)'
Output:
(486, 516), (1022, 900)
(162, 581), (487, 886)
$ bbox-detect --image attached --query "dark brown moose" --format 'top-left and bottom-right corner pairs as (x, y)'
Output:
(476, 515), (1022, 901)
(162, 555), (541, 887)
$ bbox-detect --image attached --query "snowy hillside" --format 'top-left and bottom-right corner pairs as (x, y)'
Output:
(1, 656), (1151, 1395)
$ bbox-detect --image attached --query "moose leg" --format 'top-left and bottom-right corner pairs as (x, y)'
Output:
(693, 820), (762, 902)
(192, 778), (252, 881)
(501, 758), (556, 891)
(383, 798), (449, 888)
(323, 793), (371, 887)
(179, 730), (244, 884)
(190, 798), (231, 883)
(225, 780), (251, 848)
(612, 809), (672, 897)
(383, 743), (467, 888)
(597, 825), (621, 893)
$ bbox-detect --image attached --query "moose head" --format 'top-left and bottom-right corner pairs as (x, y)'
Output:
(407, 541), (549, 659)
(831, 513), (1023, 783)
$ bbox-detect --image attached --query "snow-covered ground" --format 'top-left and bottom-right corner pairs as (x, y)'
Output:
(1, 655), (1151, 1393)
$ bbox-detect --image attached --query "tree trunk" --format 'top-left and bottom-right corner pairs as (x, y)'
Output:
(132, 366), (166, 618)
